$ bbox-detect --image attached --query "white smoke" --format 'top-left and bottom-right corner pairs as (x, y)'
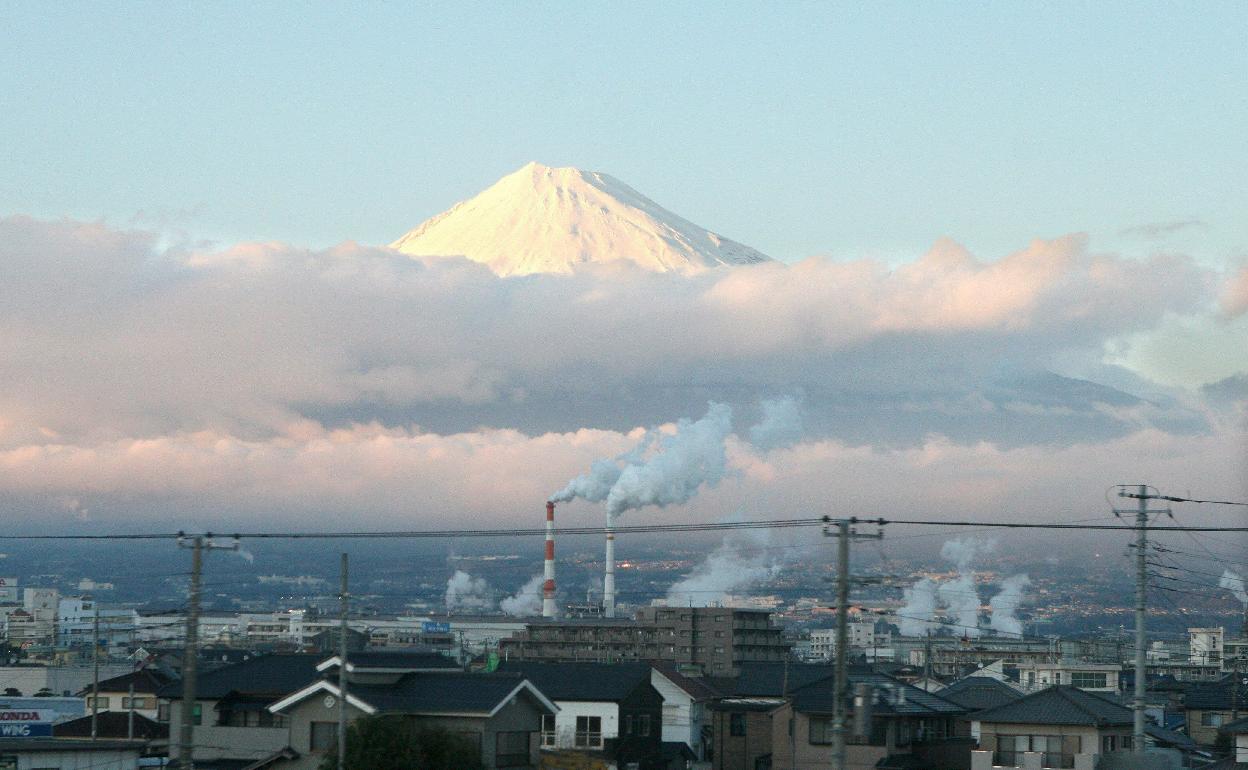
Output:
(1220, 570), (1248, 606)
(938, 573), (982, 638)
(747, 396), (803, 451)
(666, 523), (781, 606)
(605, 402), (733, 517)
(988, 574), (1031, 637)
(445, 570), (494, 613)
(940, 537), (993, 572)
(898, 578), (940, 636)
(550, 433), (657, 504)
(500, 575), (545, 617)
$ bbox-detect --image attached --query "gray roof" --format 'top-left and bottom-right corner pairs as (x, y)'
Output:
(1186, 678), (1248, 710)
(791, 671), (967, 717)
(497, 662), (654, 701)
(0, 738), (147, 752)
(971, 685), (1133, 727)
(157, 653), (321, 699)
(350, 672), (551, 716)
(937, 677), (1024, 711)
(333, 651), (460, 670)
(717, 662), (836, 697)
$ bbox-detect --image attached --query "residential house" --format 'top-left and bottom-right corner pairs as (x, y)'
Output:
(156, 653), (322, 767)
(937, 676), (1024, 738)
(80, 667), (176, 720)
(651, 662), (722, 764)
(269, 668), (556, 769)
(1183, 676), (1248, 747)
(0, 738), (147, 770)
(54, 710), (168, 742)
(969, 685), (1137, 769)
(500, 661), (665, 770)
(1209, 715), (1248, 769)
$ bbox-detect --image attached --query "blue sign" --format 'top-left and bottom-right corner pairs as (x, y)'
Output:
(0, 723), (51, 738)
(421, 621), (451, 633)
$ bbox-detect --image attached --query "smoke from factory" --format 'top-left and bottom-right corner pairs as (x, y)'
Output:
(747, 395), (804, 451)
(445, 569), (494, 613)
(666, 518), (783, 606)
(988, 574), (1031, 637)
(501, 575), (544, 617)
(896, 537), (1031, 638)
(1220, 570), (1248, 606)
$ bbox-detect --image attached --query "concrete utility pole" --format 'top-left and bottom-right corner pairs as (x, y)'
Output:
(338, 552), (349, 770)
(176, 533), (238, 770)
(91, 599), (99, 740)
(1117, 486), (1170, 756)
(822, 517), (884, 770)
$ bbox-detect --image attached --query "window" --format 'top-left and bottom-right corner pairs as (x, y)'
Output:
(575, 716), (602, 749)
(1201, 712), (1226, 727)
(86, 696), (110, 709)
(191, 703), (202, 726)
(623, 715), (633, 735)
(1102, 735), (1115, 753)
(994, 735), (1077, 768)
(157, 702), (170, 722)
(808, 717), (833, 745)
(495, 731), (529, 767)
(310, 721), (336, 751)
(122, 696), (151, 709)
(637, 714), (650, 737)
(1069, 672), (1108, 689)
(730, 713), (747, 737)
(540, 714), (556, 747)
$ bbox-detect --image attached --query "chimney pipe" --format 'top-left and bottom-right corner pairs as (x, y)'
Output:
(543, 502), (557, 618)
(604, 511), (616, 618)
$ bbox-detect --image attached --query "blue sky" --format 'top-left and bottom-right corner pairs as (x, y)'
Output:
(2, 1), (1245, 265)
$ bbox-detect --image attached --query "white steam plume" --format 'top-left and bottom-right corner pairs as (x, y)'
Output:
(898, 578), (940, 636)
(940, 537), (994, 572)
(666, 524), (781, 606)
(500, 574), (544, 617)
(445, 570), (494, 613)
(605, 402), (733, 516)
(938, 573), (982, 637)
(988, 574), (1031, 637)
(1220, 570), (1248, 606)
(747, 396), (803, 451)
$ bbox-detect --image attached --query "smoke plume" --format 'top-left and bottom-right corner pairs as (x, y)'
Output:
(445, 570), (494, 613)
(747, 396), (803, 451)
(501, 574), (544, 617)
(898, 578), (940, 636)
(666, 524), (781, 606)
(938, 573), (982, 638)
(1220, 570), (1248, 606)
(988, 574), (1031, 637)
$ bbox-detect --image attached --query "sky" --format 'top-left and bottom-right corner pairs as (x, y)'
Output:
(0, 3), (1245, 540)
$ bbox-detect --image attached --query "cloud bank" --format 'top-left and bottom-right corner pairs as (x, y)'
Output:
(0, 215), (1242, 530)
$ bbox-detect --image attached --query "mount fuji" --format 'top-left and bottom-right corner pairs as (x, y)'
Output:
(391, 162), (772, 276)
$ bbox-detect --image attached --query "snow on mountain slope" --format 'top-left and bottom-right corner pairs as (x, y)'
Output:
(390, 162), (772, 276)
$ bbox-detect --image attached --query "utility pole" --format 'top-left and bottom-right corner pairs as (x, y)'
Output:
(338, 553), (349, 770)
(176, 533), (238, 770)
(822, 517), (885, 770)
(1116, 485), (1170, 756)
(127, 683), (135, 740)
(91, 599), (99, 740)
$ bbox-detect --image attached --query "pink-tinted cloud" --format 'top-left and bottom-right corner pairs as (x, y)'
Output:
(1221, 266), (1248, 319)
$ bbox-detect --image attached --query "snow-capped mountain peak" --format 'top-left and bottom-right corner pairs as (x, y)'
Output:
(390, 162), (772, 276)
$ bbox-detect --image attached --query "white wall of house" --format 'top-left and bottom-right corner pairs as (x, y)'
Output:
(4, 746), (143, 769)
(1236, 731), (1247, 763)
(650, 670), (706, 757)
(547, 700), (618, 750)
(1016, 663), (1120, 692)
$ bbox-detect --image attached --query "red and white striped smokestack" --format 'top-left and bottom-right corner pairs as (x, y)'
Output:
(542, 501), (557, 618)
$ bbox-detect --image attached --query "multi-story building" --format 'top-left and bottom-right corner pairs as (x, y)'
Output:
(1014, 661), (1122, 693)
(1190, 627), (1224, 666)
(809, 622), (885, 660)
(501, 607), (790, 676)
(56, 598), (139, 649)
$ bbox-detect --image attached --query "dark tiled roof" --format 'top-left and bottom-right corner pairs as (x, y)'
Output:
(0, 739), (147, 752)
(650, 662), (725, 700)
(340, 651), (460, 670)
(351, 672), (549, 715)
(156, 654), (321, 699)
(54, 711), (169, 740)
(721, 663), (836, 697)
(496, 662), (654, 701)
(81, 668), (176, 696)
(1220, 715), (1248, 734)
(937, 677), (1024, 711)
(972, 685), (1133, 727)
(1185, 678), (1248, 710)
(1145, 723), (1198, 750)
(790, 671), (967, 717)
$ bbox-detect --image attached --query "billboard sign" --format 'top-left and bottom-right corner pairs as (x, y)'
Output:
(421, 621), (451, 634)
(0, 710), (54, 738)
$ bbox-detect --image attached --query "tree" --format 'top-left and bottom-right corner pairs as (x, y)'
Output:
(319, 716), (484, 770)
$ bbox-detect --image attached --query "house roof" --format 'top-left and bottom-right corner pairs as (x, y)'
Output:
(316, 651), (460, 673)
(0, 738), (148, 752)
(1145, 723), (1199, 750)
(496, 662), (654, 702)
(790, 671), (967, 717)
(1220, 715), (1248, 734)
(156, 654), (321, 699)
(937, 676), (1024, 712)
(54, 711), (169, 740)
(271, 672), (557, 718)
(715, 662), (836, 697)
(650, 662), (725, 701)
(971, 685), (1133, 727)
(1185, 677), (1248, 710)
(80, 668), (176, 696)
